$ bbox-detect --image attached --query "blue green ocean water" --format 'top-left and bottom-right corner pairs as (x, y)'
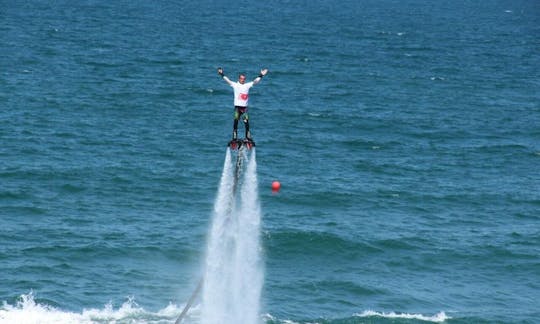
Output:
(1, 0), (539, 323)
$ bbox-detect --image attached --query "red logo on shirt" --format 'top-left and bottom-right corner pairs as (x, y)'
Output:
(240, 93), (249, 100)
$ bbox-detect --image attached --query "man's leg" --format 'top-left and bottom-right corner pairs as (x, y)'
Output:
(242, 112), (251, 140)
(232, 108), (240, 140)
(244, 119), (251, 140)
(232, 119), (238, 140)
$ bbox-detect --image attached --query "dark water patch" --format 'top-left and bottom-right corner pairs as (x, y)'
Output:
(1, 205), (48, 216)
(306, 279), (383, 298)
(341, 134), (403, 148)
(0, 189), (34, 200)
(59, 183), (86, 194)
(276, 190), (362, 211)
(373, 237), (426, 252)
(353, 157), (434, 177)
(265, 230), (381, 260)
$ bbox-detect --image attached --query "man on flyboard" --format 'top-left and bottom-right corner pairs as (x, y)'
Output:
(217, 67), (268, 148)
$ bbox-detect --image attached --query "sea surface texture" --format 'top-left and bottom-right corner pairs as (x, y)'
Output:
(1, 0), (539, 323)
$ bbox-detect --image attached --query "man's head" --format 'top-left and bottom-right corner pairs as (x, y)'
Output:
(238, 74), (246, 84)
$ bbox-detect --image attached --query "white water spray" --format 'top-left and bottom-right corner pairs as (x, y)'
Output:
(201, 149), (263, 324)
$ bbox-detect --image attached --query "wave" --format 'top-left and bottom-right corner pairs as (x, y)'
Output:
(2, 293), (455, 324)
(1, 291), (169, 324)
(356, 310), (450, 322)
(264, 311), (451, 323)
(0, 292), (188, 324)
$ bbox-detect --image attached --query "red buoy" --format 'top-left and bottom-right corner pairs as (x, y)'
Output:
(271, 181), (281, 192)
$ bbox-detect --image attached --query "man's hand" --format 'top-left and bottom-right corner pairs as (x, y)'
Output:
(218, 67), (224, 76)
(260, 68), (268, 76)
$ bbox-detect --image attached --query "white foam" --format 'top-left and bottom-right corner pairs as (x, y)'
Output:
(0, 292), (188, 324)
(1, 293), (451, 324)
(356, 310), (450, 322)
(0, 292), (83, 324)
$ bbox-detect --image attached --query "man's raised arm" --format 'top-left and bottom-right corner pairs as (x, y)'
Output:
(253, 68), (268, 85)
(217, 67), (234, 86)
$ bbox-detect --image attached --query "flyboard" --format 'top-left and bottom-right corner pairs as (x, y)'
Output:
(229, 138), (256, 193)
(175, 138), (255, 324)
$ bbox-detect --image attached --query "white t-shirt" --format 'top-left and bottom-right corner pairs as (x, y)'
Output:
(231, 82), (254, 107)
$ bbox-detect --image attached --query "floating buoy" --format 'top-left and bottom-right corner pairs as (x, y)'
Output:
(271, 181), (281, 192)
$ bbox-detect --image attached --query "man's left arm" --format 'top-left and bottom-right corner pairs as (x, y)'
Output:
(253, 68), (268, 85)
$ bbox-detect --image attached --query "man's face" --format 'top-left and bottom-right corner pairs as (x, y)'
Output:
(239, 75), (246, 84)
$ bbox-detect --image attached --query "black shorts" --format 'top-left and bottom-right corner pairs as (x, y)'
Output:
(234, 106), (248, 121)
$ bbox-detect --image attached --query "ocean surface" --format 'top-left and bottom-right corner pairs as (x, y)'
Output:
(1, 0), (539, 323)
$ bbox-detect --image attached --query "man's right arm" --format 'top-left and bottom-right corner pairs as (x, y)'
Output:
(218, 67), (234, 86)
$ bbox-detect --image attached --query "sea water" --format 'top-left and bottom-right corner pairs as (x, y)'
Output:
(1, 0), (539, 323)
